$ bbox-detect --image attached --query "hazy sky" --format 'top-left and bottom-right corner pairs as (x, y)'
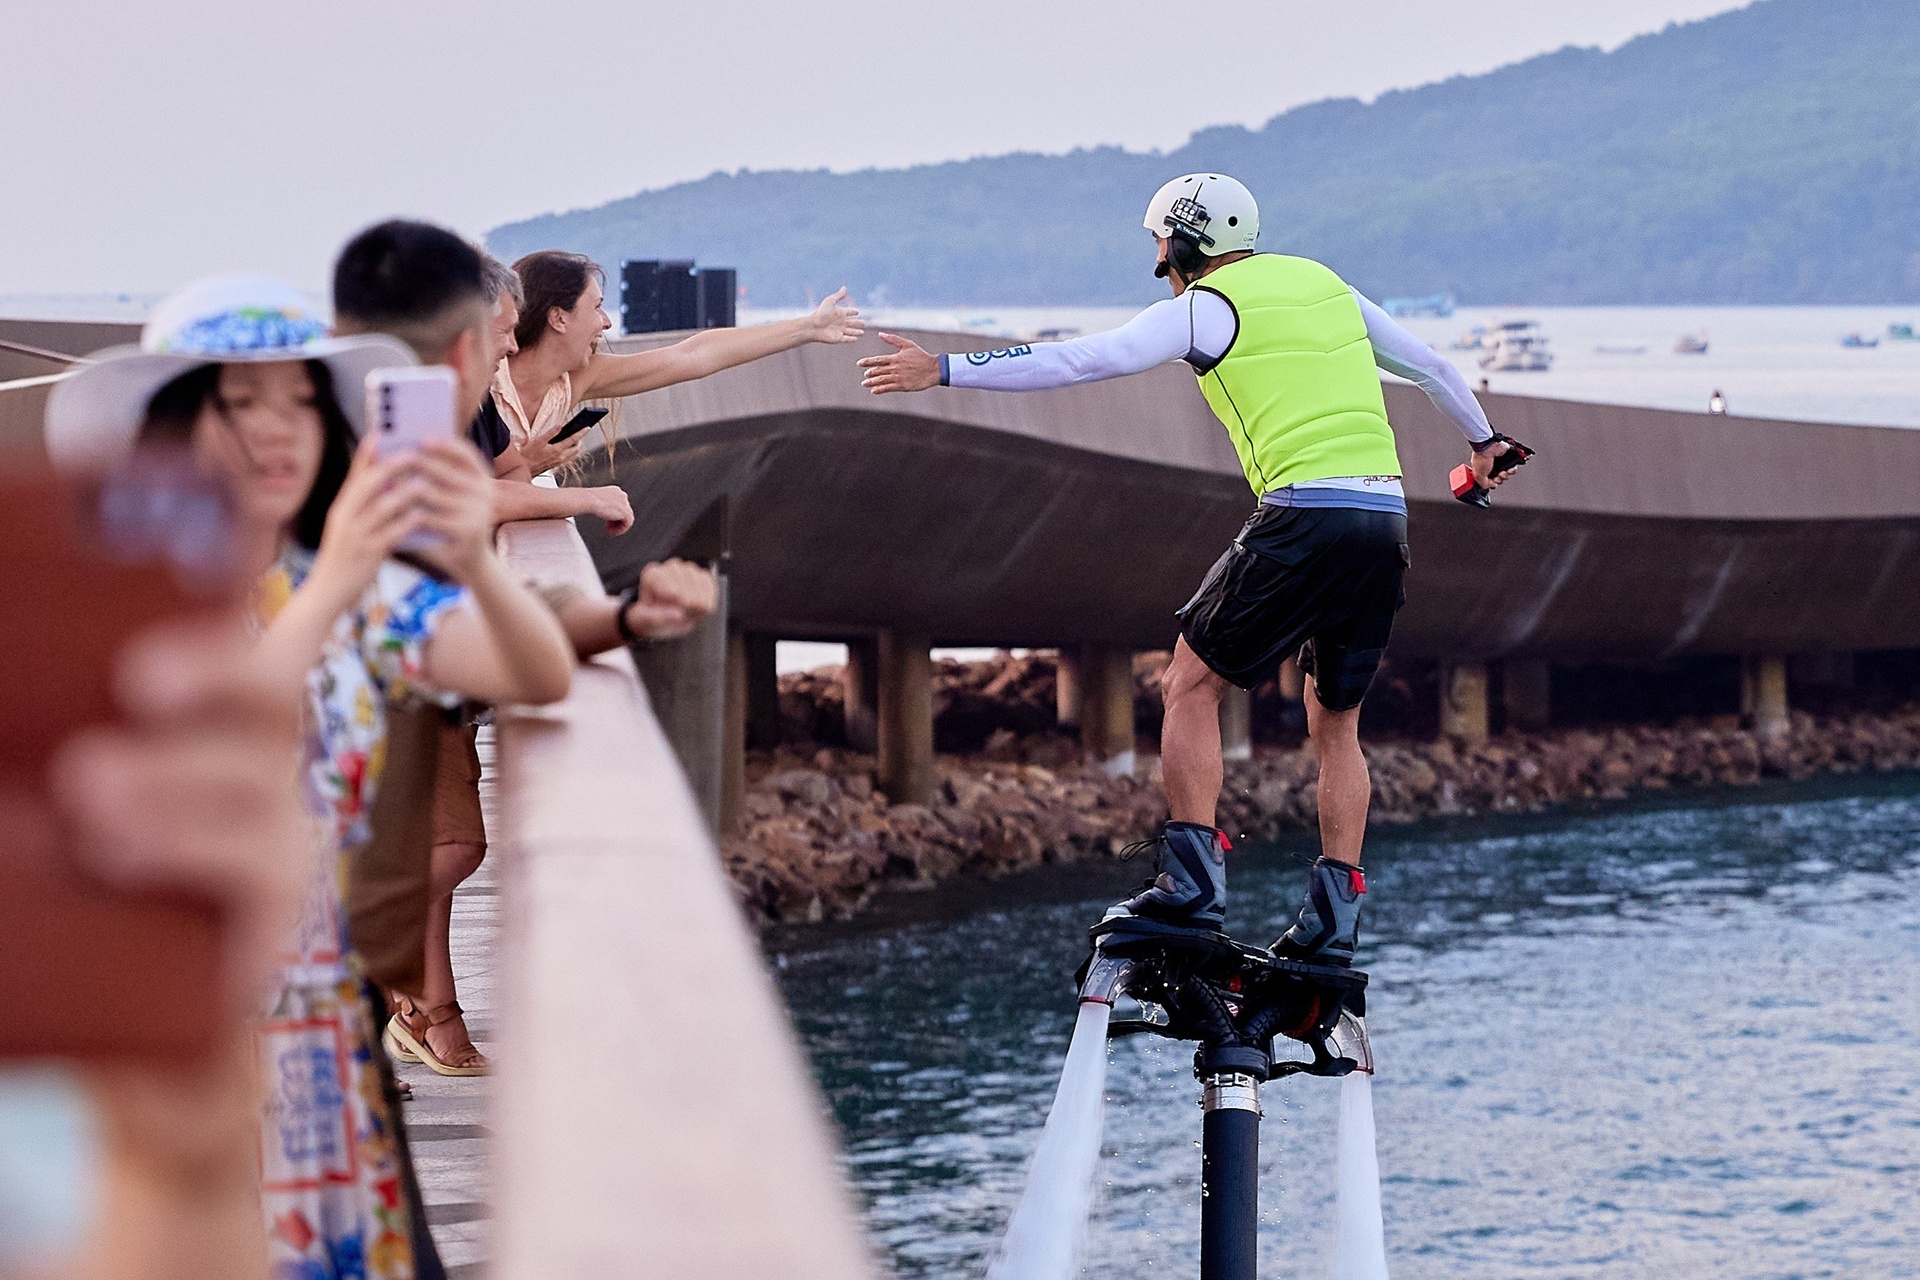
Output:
(3, 0), (1751, 296)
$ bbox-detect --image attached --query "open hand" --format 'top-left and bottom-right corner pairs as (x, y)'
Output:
(807, 286), (866, 345)
(858, 332), (941, 394)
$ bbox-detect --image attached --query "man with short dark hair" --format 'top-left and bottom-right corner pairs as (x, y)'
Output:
(334, 223), (634, 533)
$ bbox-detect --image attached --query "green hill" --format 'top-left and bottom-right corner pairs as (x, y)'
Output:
(488, 0), (1920, 307)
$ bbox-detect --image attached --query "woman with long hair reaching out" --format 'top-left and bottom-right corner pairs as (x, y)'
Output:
(498, 252), (864, 474)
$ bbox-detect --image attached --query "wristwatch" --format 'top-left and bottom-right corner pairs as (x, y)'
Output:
(614, 583), (646, 647)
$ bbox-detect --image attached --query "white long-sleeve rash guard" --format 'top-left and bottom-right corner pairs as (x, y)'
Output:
(938, 288), (1494, 510)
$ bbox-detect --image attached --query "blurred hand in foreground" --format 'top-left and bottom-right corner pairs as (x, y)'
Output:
(626, 559), (719, 641)
(51, 613), (305, 1278)
(859, 333), (941, 394)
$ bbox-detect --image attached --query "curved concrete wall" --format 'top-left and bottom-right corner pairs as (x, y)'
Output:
(574, 328), (1920, 663)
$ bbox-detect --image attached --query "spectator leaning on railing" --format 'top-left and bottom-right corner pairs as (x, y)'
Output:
(497, 250), (866, 460)
(467, 252), (635, 533)
(44, 272), (575, 1280)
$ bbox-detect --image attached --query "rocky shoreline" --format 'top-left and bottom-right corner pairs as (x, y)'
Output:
(720, 656), (1920, 925)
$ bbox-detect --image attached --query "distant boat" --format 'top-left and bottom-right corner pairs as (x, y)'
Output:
(1840, 332), (1880, 349)
(1479, 320), (1553, 371)
(1674, 332), (1710, 355)
(1382, 293), (1456, 319)
(1595, 344), (1648, 355)
(1451, 325), (1489, 351)
(1888, 322), (1917, 341)
(1027, 326), (1081, 343)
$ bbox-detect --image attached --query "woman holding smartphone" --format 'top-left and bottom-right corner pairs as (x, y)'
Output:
(497, 251), (865, 472)
(47, 275), (574, 1280)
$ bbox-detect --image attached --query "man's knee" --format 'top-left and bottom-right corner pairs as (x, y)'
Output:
(1164, 645), (1228, 713)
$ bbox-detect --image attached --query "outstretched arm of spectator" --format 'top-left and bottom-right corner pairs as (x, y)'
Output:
(575, 288), (865, 400)
(547, 559), (718, 658)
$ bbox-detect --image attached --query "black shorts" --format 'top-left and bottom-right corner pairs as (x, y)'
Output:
(1176, 504), (1409, 711)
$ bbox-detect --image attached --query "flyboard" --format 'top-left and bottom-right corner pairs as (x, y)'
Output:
(986, 912), (1382, 1280)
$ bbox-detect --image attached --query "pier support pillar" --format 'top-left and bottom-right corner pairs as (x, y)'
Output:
(843, 637), (879, 753)
(1080, 644), (1136, 776)
(1441, 662), (1489, 744)
(1742, 654), (1790, 739)
(722, 626), (747, 836)
(637, 573), (729, 832)
(743, 632), (781, 751)
(1055, 648), (1082, 729)
(877, 629), (934, 805)
(1790, 651), (1855, 690)
(1220, 685), (1253, 761)
(1277, 655), (1304, 704)
(1503, 658), (1552, 733)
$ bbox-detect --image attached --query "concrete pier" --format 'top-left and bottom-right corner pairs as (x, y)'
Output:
(1504, 658), (1553, 732)
(1742, 653), (1790, 739)
(634, 575), (729, 830)
(1220, 685), (1253, 761)
(1055, 647), (1082, 728)
(877, 628), (934, 804)
(743, 632), (780, 751)
(1442, 662), (1490, 744)
(843, 637), (879, 752)
(1079, 644), (1136, 775)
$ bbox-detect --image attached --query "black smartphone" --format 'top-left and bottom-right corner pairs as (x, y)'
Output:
(549, 405), (609, 445)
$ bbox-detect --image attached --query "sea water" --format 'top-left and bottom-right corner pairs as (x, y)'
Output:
(776, 776), (1920, 1277)
(984, 1000), (1113, 1280)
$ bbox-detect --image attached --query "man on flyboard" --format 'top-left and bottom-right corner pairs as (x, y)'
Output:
(859, 173), (1520, 965)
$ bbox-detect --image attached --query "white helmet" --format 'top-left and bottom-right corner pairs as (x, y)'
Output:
(1142, 173), (1259, 256)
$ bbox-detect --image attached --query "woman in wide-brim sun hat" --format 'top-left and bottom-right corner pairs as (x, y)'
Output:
(44, 273), (412, 470)
(41, 273), (576, 1280)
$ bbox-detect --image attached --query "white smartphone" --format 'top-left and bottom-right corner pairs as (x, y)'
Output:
(364, 366), (458, 553)
(365, 365), (459, 459)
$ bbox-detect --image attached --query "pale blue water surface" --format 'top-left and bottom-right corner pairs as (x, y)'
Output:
(773, 777), (1920, 1279)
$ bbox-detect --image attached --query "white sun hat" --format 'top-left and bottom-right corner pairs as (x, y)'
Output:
(44, 274), (415, 470)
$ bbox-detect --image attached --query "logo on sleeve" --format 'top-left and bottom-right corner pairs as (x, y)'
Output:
(964, 345), (1034, 367)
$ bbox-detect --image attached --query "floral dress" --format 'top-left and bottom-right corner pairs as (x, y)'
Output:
(254, 547), (465, 1280)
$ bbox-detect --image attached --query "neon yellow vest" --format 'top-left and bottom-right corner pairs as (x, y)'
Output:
(1191, 254), (1402, 495)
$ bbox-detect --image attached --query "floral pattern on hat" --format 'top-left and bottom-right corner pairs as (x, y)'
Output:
(159, 306), (328, 356)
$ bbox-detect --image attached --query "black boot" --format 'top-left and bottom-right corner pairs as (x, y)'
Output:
(1107, 822), (1228, 929)
(1272, 856), (1365, 967)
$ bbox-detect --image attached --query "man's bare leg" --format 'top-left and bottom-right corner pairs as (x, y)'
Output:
(1110, 638), (1233, 927)
(1304, 681), (1369, 865)
(1274, 678), (1371, 963)
(1161, 637), (1231, 825)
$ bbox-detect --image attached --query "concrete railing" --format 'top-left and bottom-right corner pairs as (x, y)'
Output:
(489, 516), (876, 1278)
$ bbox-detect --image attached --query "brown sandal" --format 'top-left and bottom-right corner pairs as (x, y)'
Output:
(386, 999), (490, 1077)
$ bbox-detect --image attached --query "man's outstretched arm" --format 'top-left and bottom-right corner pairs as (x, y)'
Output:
(1352, 293), (1513, 487)
(859, 294), (1210, 394)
